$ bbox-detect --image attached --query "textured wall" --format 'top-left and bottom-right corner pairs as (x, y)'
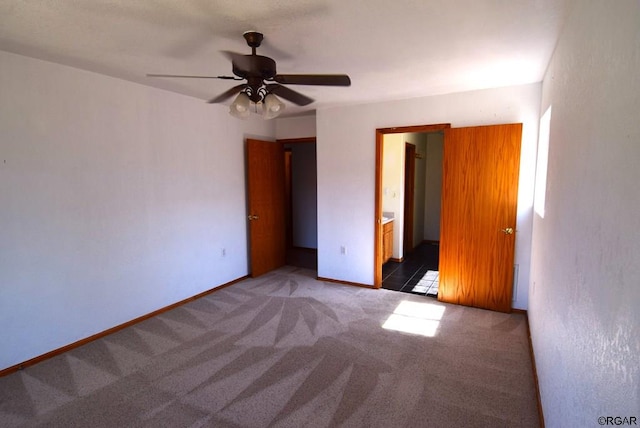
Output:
(0, 51), (275, 370)
(530, 1), (640, 425)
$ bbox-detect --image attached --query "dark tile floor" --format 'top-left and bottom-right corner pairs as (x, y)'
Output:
(382, 242), (440, 297)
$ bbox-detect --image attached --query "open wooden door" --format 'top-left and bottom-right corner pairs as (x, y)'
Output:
(247, 138), (286, 277)
(438, 124), (522, 312)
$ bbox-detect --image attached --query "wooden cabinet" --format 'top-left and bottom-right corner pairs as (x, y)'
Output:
(383, 221), (393, 263)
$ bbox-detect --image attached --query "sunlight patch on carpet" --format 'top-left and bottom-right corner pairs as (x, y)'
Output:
(382, 301), (445, 337)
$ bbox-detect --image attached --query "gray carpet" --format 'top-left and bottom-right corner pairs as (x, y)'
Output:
(0, 267), (539, 427)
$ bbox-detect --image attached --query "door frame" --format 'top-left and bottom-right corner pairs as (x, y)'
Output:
(374, 124), (451, 288)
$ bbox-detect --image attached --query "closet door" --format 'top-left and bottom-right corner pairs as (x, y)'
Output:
(439, 124), (522, 312)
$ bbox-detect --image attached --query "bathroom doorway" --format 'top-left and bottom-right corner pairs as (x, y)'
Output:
(376, 125), (447, 296)
(374, 124), (449, 288)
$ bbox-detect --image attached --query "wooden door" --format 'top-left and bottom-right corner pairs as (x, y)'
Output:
(438, 124), (522, 312)
(247, 139), (286, 277)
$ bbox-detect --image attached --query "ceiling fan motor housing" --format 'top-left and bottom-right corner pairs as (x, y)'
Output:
(232, 52), (277, 102)
(232, 55), (277, 80)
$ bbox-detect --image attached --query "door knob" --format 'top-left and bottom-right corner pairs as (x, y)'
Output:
(501, 227), (514, 235)
(248, 215), (259, 221)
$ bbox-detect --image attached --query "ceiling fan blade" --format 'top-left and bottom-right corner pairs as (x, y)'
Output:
(207, 84), (246, 104)
(221, 50), (252, 69)
(273, 74), (351, 86)
(267, 84), (314, 106)
(147, 73), (239, 80)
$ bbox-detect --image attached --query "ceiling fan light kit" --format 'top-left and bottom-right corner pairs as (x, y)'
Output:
(263, 93), (285, 119)
(147, 31), (351, 119)
(229, 91), (285, 120)
(229, 92), (251, 119)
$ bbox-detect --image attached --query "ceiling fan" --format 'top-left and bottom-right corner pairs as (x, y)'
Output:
(147, 31), (351, 118)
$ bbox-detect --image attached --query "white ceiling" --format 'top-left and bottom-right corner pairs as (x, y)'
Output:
(0, 0), (569, 116)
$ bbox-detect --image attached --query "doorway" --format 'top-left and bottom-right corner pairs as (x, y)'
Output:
(374, 123), (523, 313)
(374, 124), (450, 287)
(246, 137), (318, 277)
(282, 138), (318, 271)
(378, 128), (446, 296)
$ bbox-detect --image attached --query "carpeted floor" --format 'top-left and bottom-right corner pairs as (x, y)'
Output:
(0, 267), (539, 427)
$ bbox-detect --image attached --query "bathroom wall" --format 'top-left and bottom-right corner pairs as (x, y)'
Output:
(405, 133), (427, 248)
(381, 133), (405, 259)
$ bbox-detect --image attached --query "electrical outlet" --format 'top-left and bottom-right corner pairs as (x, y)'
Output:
(340, 246), (347, 255)
(221, 248), (226, 257)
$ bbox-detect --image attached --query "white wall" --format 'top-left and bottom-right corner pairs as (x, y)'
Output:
(317, 83), (540, 309)
(0, 51), (275, 370)
(529, 1), (640, 425)
(382, 134), (405, 259)
(275, 115), (316, 139)
(406, 133), (427, 248)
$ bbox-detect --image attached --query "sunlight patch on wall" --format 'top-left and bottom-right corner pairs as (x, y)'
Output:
(382, 300), (445, 337)
(534, 106), (552, 218)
